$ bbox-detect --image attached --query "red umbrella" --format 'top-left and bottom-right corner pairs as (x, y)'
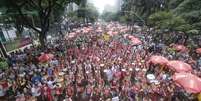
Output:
(167, 60), (192, 72)
(196, 48), (201, 54)
(148, 55), (169, 65)
(173, 72), (201, 93)
(38, 54), (54, 63)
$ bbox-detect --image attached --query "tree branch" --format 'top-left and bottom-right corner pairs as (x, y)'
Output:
(10, 0), (41, 33)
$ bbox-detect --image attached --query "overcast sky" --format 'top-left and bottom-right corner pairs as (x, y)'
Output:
(88, 0), (116, 13)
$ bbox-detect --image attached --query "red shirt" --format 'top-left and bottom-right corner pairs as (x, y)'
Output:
(41, 86), (51, 96)
(55, 87), (62, 95)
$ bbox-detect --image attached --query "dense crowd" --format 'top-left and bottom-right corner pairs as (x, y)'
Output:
(0, 22), (201, 101)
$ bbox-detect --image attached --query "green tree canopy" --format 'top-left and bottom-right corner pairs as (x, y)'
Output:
(148, 11), (198, 34)
(0, 0), (81, 48)
(77, 3), (99, 23)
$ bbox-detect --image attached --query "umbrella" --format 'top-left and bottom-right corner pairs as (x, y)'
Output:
(171, 44), (188, 52)
(128, 35), (134, 39)
(126, 35), (142, 45)
(38, 54), (54, 63)
(173, 72), (201, 93)
(112, 32), (119, 36)
(148, 55), (169, 65)
(167, 60), (192, 72)
(196, 48), (201, 54)
(76, 30), (81, 33)
(130, 38), (142, 45)
(107, 31), (113, 36)
(97, 29), (103, 33)
(83, 30), (89, 34)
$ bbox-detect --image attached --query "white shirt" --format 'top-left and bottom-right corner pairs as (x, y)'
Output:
(47, 80), (55, 89)
(31, 87), (41, 97)
(112, 96), (119, 101)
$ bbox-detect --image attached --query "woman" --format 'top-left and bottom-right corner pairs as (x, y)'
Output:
(41, 84), (52, 101)
(66, 85), (74, 99)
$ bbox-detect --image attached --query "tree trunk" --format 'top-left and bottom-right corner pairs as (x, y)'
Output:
(184, 34), (189, 46)
(39, 32), (46, 49)
(0, 41), (8, 58)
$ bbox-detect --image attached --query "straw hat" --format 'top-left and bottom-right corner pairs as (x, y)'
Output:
(56, 83), (62, 88)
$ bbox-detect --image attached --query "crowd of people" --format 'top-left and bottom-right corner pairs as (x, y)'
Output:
(0, 22), (201, 101)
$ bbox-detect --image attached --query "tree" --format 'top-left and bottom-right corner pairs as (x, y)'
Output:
(148, 11), (199, 44)
(101, 11), (119, 22)
(0, 0), (81, 48)
(121, 0), (166, 21)
(77, 3), (99, 23)
(77, 0), (87, 23)
(85, 3), (99, 23)
(173, 0), (201, 32)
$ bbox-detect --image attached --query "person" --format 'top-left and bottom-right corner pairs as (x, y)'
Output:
(41, 84), (51, 101)
(31, 84), (41, 101)
(55, 84), (63, 101)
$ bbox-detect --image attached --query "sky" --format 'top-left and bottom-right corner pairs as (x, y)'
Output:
(88, 0), (116, 13)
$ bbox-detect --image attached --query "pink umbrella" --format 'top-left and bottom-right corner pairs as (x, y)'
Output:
(97, 29), (103, 33)
(173, 72), (201, 93)
(130, 38), (142, 45)
(112, 31), (118, 35)
(83, 30), (89, 34)
(196, 48), (201, 54)
(76, 30), (81, 33)
(38, 53), (54, 63)
(167, 60), (192, 72)
(86, 28), (92, 31)
(148, 55), (169, 65)
(107, 31), (113, 36)
(128, 35), (134, 39)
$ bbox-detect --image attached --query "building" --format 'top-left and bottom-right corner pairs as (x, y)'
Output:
(0, 27), (17, 42)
